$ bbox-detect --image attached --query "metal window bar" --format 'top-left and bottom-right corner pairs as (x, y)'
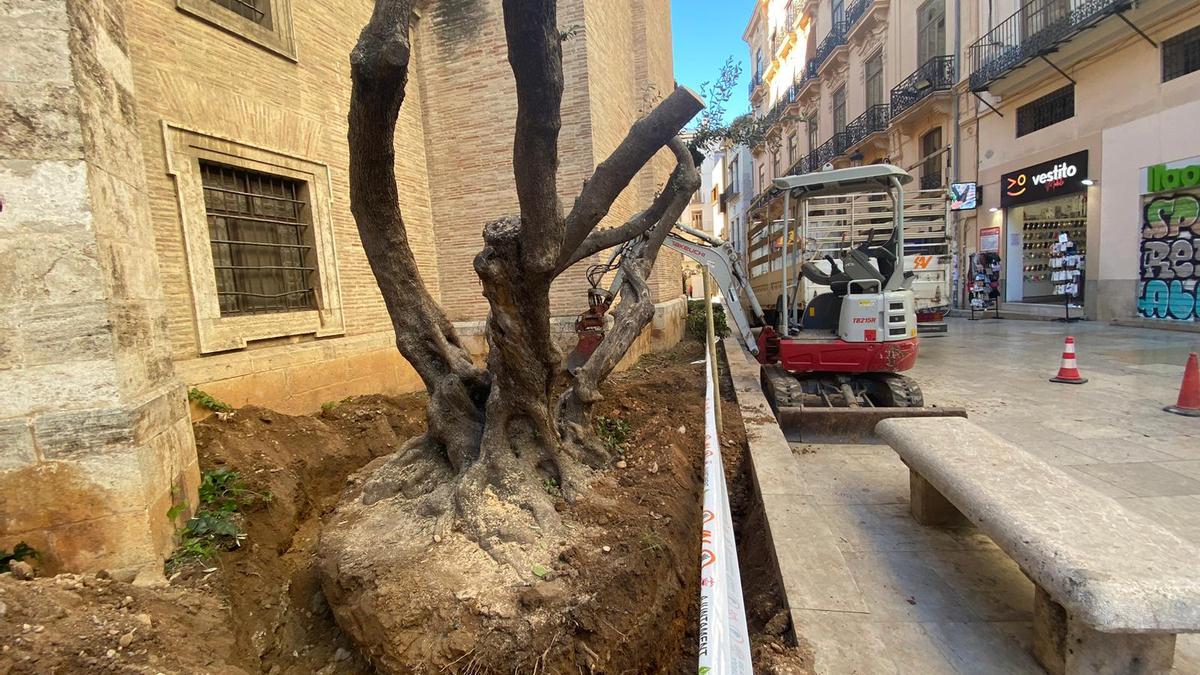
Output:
(1163, 25), (1200, 83)
(1016, 84), (1074, 137)
(209, 0), (267, 25)
(201, 162), (316, 316)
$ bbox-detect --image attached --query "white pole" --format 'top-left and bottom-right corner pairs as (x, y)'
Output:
(703, 267), (722, 434)
(780, 190), (791, 335)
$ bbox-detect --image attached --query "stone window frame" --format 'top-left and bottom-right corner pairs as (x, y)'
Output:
(177, 0), (297, 62)
(162, 121), (345, 354)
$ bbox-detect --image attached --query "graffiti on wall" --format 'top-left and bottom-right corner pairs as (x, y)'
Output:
(1137, 193), (1200, 321)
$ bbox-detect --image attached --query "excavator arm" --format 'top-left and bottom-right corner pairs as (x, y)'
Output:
(568, 225), (768, 367)
(662, 225), (767, 356)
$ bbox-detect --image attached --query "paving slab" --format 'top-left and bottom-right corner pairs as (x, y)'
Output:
(731, 318), (1200, 673)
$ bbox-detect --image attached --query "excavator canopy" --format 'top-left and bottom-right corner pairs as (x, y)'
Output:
(771, 164), (912, 200)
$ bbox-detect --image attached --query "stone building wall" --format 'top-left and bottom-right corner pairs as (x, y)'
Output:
(118, 0), (685, 415)
(2, 0), (689, 573)
(1, 0), (198, 577)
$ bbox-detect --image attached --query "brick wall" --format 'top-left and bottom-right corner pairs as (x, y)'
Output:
(125, 0), (682, 412)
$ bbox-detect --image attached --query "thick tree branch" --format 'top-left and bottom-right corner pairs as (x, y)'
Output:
(556, 137), (694, 274)
(348, 0), (485, 398)
(558, 87), (704, 268)
(638, 139), (701, 270)
(557, 137), (699, 429)
(502, 0), (565, 271)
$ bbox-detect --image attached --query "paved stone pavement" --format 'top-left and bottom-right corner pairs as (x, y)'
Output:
(784, 319), (1200, 674)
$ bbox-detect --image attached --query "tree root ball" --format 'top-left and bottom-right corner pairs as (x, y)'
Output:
(318, 436), (702, 674)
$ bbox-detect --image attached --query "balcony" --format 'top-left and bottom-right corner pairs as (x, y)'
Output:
(814, 131), (852, 168)
(844, 103), (891, 150)
(968, 0), (1132, 92)
(845, 0), (869, 29)
(890, 55), (956, 121)
(748, 72), (765, 99)
(811, 20), (849, 74)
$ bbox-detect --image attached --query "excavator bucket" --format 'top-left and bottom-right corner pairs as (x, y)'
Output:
(566, 288), (613, 371)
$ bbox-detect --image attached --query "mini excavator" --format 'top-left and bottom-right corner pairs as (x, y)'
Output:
(568, 164), (933, 422)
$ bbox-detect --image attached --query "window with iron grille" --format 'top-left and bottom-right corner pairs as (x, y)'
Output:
(178, 0), (295, 60)
(201, 162), (316, 316)
(208, 0), (271, 26)
(1163, 25), (1200, 82)
(1016, 85), (1074, 137)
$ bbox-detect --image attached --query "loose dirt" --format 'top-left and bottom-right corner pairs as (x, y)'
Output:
(0, 340), (811, 674)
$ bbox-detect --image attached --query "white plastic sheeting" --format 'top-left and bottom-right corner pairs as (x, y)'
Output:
(697, 351), (753, 674)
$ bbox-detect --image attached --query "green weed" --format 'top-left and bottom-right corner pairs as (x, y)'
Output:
(166, 468), (271, 572)
(188, 388), (233, 413)
(321, 396), (356, 413)
(594, 415), (632, 454)
(685, 300), (729, 342)
(640, 532), (665, 554)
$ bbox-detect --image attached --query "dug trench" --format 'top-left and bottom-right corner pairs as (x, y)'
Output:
(0, 339), (812, 674)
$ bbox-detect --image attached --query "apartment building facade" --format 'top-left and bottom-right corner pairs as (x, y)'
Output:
(742, 0), (1200, 326)
(1, 0), (684, 575)
(722, 143), (756, 265)
(966, 0), (1200, 324)
(741, 0), (963, 313)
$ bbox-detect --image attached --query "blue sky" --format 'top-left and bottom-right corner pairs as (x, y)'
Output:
(670, 0), (752, 124)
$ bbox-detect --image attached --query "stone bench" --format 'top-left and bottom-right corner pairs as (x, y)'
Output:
(877, 416), (1200, 675)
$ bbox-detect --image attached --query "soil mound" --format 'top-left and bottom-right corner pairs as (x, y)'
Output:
(318, 345), (711, 673)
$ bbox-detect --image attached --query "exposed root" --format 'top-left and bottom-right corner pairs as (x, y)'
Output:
(360, 434), (454, 505)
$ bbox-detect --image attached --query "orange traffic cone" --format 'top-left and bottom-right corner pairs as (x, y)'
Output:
(1050, 336), (1088, 384)
(1165, 352), (1200, 417)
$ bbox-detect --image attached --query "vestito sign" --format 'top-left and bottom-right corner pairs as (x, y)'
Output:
(1000, 150), (1089, 208)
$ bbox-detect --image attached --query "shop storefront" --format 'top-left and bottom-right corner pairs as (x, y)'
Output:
(998, 151), (1091, 312)
(1136, 155), (1200, 323)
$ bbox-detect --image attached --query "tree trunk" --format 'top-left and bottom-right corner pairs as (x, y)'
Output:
(345, 0), (703, 544)
(347, 0), (489, 474)
(557, 139), (701, 448)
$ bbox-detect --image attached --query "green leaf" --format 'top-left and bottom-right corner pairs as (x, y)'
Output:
(531, 564), (548, 578)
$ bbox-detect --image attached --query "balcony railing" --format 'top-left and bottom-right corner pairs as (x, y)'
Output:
(811, 20), (849, 72)
(845, 0), (870, 30)
(749, 72), (764, 96)
(968, 0), (1130, 91)
(890, 55), (956, 120)
(844, 103), (891, 148)
(814, 131), (852, 168)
